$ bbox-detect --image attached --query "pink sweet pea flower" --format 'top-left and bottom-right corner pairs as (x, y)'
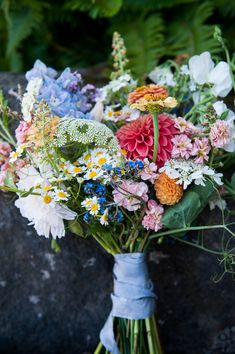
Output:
(15, 121), (31, 145)
(139, 158), (158, 184)
(113, 180), (148, 211)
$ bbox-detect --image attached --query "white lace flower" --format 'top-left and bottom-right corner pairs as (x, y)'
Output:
(15, 166), (76, 239)
(160, 159), (223, 189)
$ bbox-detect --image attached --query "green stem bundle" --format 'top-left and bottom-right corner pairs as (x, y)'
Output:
(93, 314), (163, 354)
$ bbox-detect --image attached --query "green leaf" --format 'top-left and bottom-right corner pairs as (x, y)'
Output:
(163, 180), (216, 229)
(162, 191), (201, 229)
(51, 239), (61, 253)
(68, 219), (85, 237)
(19, 187), (35, 198)
(231, 172), (235, 189)
(3, 171), (16, 189)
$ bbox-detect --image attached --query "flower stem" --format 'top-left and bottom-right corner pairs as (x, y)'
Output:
(145, 318), (155, 354)
(152, 112), (159, 163)
(94, 341), (103, 354)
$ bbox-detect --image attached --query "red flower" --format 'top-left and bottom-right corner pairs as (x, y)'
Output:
(116, 114), (179, 166)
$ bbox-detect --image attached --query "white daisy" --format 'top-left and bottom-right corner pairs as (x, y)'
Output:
(15, 166), (76, 239)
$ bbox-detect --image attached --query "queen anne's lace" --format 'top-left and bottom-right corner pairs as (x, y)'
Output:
(56, 117), (119, 152)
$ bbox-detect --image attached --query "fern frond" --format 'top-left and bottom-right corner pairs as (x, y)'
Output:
(65, 0), (122, 18)
(112, 14), (165, 79)
(165, 2), (221, 56)
(1, 0), (46, 70)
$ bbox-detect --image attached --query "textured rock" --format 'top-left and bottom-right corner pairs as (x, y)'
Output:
(0, 73), (235, 354)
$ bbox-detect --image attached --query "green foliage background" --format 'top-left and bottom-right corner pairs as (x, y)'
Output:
(0, 0), (235, 77)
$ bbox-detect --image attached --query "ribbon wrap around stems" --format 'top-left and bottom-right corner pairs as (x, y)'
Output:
(100, 252), (157, 354)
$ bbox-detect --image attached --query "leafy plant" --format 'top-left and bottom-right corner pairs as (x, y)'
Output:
(0, 0), (234, 74)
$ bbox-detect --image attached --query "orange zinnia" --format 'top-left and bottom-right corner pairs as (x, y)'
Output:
(128, 84), (177, 112)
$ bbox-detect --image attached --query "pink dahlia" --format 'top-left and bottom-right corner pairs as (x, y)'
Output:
(210, 119), (231, 148)
(116, 114), (179, 166)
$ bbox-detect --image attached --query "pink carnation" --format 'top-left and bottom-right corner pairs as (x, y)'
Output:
(0, 141), (11, 165)
(15, 121), (31, 145)
(191, 137), (211, 164)
(139, 158), (158, 184)
(171, 134), (192, 159)
(142, 200), (164, 232)
(209, 119), (231, 148)
(174, 117), (196, 135)
(113, 180), (148, 211)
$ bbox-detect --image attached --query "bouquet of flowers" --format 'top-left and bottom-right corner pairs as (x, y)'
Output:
(0, 29), (235, 354)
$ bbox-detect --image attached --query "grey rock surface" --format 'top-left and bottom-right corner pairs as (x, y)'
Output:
(0, 73), (235, 354)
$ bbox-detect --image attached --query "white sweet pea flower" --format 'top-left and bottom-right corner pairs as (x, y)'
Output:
(148, 67), (176, 87)
(188, 52), (214, 85)
(90, 100), (104, 121)
(208, 61), (233, 97)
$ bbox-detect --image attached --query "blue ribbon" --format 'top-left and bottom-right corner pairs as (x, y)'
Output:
(100, 252), (157, 354)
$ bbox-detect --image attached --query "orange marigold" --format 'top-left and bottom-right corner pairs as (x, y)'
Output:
(128, 84), (177, 112)
(154, 172), (183, 206)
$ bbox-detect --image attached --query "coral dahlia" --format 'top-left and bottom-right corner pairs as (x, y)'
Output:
(116, 114), (179, 166)
(154, 172), (183, 205)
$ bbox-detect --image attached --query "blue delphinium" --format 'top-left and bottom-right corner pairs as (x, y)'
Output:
(25, 60), (99, 119)
(26, 60), (57, 81)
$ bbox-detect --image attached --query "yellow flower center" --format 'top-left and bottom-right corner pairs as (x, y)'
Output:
(91, 204), (99, 212)
(89, 171), (97, 178)
(108, 111), (113, 117)
(87, 161), (93, 169)
(97, 157), (107, 165)
(57, 191), (67, 198)
(73, 161), (79, 166)
(43, 195), (52, 204)
(73, 167), (82, 173)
